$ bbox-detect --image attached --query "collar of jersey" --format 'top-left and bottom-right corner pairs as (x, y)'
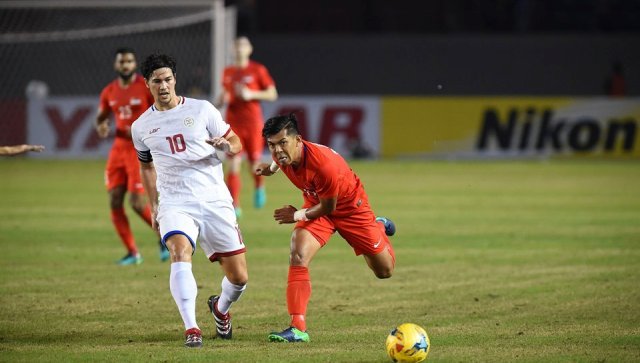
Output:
(151, 96), (185, 112)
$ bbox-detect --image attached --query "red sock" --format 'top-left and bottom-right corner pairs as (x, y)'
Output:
(226, 173), (241, 207)
(111, 208), (137, 254)
(139, 204), (153, 227)
(287, 266), (311, 331)
(253, 173), (264, 189)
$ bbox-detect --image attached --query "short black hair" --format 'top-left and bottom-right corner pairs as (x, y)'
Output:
(141, 53), (177, 80)
(262, 112), (301, 138)
(115, 47), (135, 57)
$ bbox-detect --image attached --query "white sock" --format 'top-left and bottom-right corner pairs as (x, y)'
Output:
(169, 262), (199, 330)
(217, 276), (246, 315)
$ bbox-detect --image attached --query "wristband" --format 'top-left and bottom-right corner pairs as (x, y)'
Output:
(269, 161), (280, 173)
(293, 208), (309, 222)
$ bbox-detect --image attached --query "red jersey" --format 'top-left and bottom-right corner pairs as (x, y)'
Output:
(279, 140), (367, 217)
(99, 74), (154, 149)
(222, 60), (275, 126)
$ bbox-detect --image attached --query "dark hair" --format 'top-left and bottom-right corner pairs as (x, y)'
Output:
(141, 53), (177, 80)
(115, 47), (135, 57)
(262, 112), (301, 138)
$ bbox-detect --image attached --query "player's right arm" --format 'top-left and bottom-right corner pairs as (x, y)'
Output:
(214, 68), (231, 109)
(95, 87), (111, 138)
(213, 89), (230, 109)
(132, 120), (159, 230)
(139, 159), (159, 231)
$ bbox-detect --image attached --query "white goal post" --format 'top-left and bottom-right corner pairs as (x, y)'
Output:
(0, 0), (236, 99)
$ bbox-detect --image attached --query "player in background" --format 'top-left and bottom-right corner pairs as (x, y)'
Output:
(132, 53), (248, 348)
(0, 144), (44, 155)
(96, 47), (169, 265)
(215, 36), (278, 218)
(255, 113), (397, 343)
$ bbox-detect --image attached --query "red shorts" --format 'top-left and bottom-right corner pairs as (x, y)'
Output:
(229, 122), (263, 163)
(104, 146), (144, 193)
(295, 200), (392, 256)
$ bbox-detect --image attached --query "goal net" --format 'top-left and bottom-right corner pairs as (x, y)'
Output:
(0, 0), (235, 146)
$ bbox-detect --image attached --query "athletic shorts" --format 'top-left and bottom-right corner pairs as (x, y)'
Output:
(104, 147), (144, 193)
(295, 200), (391, 256)
(157, 199), (246, 262)
(228, 122), (263, 163)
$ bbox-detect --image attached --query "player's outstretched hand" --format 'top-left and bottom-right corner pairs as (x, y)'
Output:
(206, 137), (231, 152)
(274, 205), (297, 224)
(255, 162), (276, 176)
(27, 144), (45, 153)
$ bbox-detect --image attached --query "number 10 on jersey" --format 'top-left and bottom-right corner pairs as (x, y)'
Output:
(166, 134), (186, 154)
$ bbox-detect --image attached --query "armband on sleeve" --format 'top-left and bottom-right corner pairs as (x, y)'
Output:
(136, 149), (152, 163)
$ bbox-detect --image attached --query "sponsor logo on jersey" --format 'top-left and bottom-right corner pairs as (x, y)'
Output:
(130, 98), (141, 105)
(302, 187), (318, 199)
(149, 127), (160, 134)
(184, 117), (195, 127)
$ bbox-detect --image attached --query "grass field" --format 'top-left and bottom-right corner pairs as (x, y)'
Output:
(0, 159), (639, 362)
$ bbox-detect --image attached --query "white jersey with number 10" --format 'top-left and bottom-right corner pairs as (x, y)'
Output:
(132, 97), (232, 203)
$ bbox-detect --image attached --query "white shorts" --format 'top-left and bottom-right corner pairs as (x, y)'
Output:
(157, 200), (246, 262)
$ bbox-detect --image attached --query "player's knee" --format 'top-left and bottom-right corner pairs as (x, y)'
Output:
(374, 267), (393, 279)
(289, 251), (309, 267)
(109, 195), (124, 209)
(230, 275), (248, 286)
(226, 269), (248, 285)
(128, 194), (145, 212)
(166, 240), (193, 262)
(373, 261), (394, 279)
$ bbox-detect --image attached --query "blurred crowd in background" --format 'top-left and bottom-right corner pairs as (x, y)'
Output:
(229, 0), (640, 34)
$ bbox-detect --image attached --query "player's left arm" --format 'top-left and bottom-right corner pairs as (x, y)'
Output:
(241, 85), (278, 102)
(240, 66), (278, 101)
(206, 128), (242, 156)
(273, 197), (337, 224)
(274, 164), (339, 224)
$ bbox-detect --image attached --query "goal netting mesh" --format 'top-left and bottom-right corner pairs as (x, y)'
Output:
(0, 0), (235, 144)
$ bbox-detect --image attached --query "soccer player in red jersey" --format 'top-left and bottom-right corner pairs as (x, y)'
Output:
(255, 113), (397, 343)
(215, 36), (278, 217)
(95, 47), (168, 265)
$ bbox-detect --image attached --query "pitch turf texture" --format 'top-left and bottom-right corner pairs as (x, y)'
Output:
(1, 159), (638, 362)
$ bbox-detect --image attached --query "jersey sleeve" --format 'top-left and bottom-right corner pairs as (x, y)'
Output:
(257, 64), (275, 90)
(131, 122), (152, 162)
(205, 101), (231, 138)
(221, 67), (231, 89)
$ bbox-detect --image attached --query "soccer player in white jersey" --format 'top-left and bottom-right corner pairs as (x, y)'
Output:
(131, 53), (248, 348)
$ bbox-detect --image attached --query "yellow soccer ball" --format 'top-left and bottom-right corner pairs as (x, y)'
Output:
(385, 323), (431, 363)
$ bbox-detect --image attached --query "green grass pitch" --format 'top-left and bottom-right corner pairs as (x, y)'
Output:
(0, 159), (639, 362)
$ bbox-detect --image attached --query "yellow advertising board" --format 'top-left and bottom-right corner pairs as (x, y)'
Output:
(381, 97), (640, 159)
